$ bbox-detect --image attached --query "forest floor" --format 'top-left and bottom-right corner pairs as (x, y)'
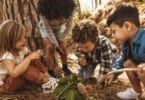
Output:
(0, 81), (130, 100)
(0, 42), (133, 100)
(0, 53), (132, 100)
(0, 76), (131, 100)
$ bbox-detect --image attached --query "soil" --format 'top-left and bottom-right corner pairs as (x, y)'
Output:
(0, 80), (130, 100)
(0, 40), (132, 100)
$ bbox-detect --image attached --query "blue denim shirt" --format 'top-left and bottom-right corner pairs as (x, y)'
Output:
(112, 28), (145, 71)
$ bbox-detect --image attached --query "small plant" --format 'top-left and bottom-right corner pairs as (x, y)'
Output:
(54, 74), (85, 100)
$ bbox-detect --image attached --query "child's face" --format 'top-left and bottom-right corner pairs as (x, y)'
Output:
(78, 41), (96, 53)
(15, 36), (26, 50)
(110, 22), (131, 43)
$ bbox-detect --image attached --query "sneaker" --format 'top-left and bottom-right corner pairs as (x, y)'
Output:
(62, 67), (72, 75)
(116, 88), (140, 99)
(42, 77), (58, 93)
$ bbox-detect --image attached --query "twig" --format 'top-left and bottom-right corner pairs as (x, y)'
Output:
(107, 68), (138, 75)
(97, 68), (142, 87)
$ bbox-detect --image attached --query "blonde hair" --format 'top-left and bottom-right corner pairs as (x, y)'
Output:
(0, 20), (26, 57)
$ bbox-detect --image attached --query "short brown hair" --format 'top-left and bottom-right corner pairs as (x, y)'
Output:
(107, 4), (140, 27)
(72, 19), (98, 43)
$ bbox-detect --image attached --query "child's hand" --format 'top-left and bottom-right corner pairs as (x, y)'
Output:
(37, 49), (44, 56)
(79, 58), (87, 67)
(97, 75), (105, 86)
(137, 63), (145, 76)
(28, 50), (43, 60)
(106, 74), (115, 85)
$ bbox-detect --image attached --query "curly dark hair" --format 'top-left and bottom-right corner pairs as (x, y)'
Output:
(72, 19), (98, 43)
(38, 0), (76, 20)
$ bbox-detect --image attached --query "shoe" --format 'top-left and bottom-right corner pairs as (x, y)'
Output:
(62, 64), (72, 75)
(116, 88), (140, 99)
(62, 67), (72, 75)
(42, 77), (58, 94)
(48, 70), (57, 78)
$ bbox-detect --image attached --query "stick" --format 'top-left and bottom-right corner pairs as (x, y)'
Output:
(107, 68), (138, 75)
(97, 67), (144, 86)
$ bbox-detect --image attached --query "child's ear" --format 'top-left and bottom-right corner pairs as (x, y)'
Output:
(123, 21), (132, 32)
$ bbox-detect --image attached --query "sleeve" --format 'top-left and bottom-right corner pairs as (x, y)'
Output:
(111, 46), (127, 79)
(112, 50), (126, 71)
(99, 39), (113, 75)
(39, 16), (59, 47)
(39, 19), (49, 38)
(59, 16), (73, 40)
(23, 47), (29, 55)
(0, 52), (14, 61)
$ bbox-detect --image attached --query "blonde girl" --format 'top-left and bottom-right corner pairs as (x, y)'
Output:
(0, 20), (57, 93)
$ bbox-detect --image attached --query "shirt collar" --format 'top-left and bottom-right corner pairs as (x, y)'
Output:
(132, 28), (144, 44)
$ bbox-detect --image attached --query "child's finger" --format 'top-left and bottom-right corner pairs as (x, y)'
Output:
(36, 50), (43, 56)
(137, 64), (145, 73)
(106, 75), (114, 85)
(108, 77), (113, 85)
(30, 52), (41, 59)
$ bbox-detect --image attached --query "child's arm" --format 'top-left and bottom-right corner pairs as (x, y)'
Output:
(2, 50), (43, 78)
(137, 63), (145, 74)
(39, 16), (59, 47)
(99, 39), (113, 75)
(97, 38), (113, 85)
(107, 49), (126, 84)
(59, 16), (73, 40)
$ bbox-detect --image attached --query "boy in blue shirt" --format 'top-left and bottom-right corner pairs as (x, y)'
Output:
(107, 4), (145, 99)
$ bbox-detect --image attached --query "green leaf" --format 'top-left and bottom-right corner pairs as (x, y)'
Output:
(54, 74), (85, 100)
(64, 89), (84, 100)
(74, 89), (85, 100)
(54, 84), (67, 95)
(63, 89), (75, 100)
(57, 77), (70, 85)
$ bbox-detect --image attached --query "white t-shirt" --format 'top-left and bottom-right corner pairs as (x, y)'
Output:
(0, 47), (29, 86)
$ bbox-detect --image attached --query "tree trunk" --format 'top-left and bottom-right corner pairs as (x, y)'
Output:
(76, 0), (81, 19)
(2, 0), (44, 51)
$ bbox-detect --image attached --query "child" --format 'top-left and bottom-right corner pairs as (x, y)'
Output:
(38, 0), (76, 77)
(106, 4), (145, 99)
(72, 19), (112, 85)
(0, 20), (57, 93)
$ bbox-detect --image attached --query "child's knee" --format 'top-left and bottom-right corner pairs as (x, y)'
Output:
(23, 66), (45, 85)
(46, 44), (55, 53)
(123, 59), (137, 68)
